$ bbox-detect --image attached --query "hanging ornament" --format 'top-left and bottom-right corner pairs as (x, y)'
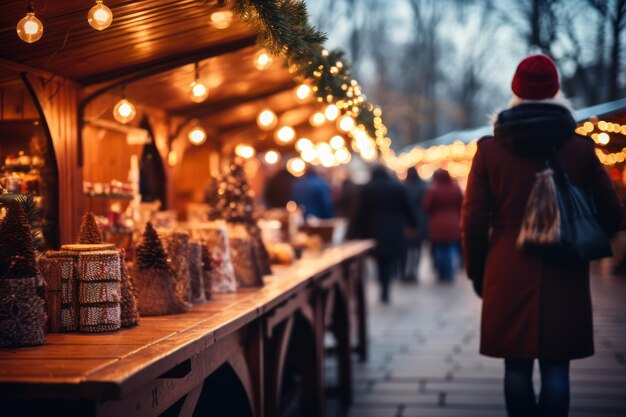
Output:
(88, 1), (113, 31)
(188, 126), (207, 146)
(190, 62), (209, 103)
(16, 3), (43, 43)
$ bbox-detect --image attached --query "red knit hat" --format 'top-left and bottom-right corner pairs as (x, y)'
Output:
(511, 55), (560, 100)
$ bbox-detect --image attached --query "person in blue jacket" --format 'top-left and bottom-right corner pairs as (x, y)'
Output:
(291, 167), (334, 219)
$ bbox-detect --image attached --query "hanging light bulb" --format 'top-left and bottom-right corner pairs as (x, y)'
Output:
(88, 0), (113, 31)
(255, 50), (273, 70)
(276, 126), (296, 144)
(113, 89), (136, 124)
(295, 84), (311, 100)
(188, 126), (207, 146)
(16, 3), (43, 43)
(190, 62), (209, 103)
(257, 109), (277, 130)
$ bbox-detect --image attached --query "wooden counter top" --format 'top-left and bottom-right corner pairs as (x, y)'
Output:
(0, 241), (374, 401)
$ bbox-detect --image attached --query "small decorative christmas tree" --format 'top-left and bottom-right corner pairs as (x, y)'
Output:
(204, 176), (223, 221)
(0, 201), (39, 279)
(0, 200), (47, 347)
(0, 193), (45, 252)
(77, 212), (104, 244)
(220, 159), (272, 278)
(133, 222), (186, 316)
(136, 222), (169, 270)
(118, 249), (139, 328)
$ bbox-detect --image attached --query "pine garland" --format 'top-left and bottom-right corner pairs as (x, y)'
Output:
(231, 0), (326, 57)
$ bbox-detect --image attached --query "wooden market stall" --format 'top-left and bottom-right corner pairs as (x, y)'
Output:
(0, 2), (383, 417)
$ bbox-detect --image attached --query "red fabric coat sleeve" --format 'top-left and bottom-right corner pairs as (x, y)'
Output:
(461, 142), (491, 283)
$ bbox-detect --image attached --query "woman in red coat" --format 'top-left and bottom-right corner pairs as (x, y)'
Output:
(462, 55), (623, 417)
(423, 168), (463, 281)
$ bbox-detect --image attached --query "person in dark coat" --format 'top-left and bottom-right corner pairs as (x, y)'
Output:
(402, 167), (428, 282)
(423, 168), (463, 281)
(352, 165), (417, 303)
(291, 167), (334, 219)
(462, 55), (623, 417)
(263, 168), (295, 208)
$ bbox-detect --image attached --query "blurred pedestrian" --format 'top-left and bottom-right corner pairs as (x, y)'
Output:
(352, 165), (417, 303)
(291, 167), (334, 219)
(423, 168), (463, 281)
(263, 168), (295, 209)
(462, 55), (623, 417)
(402, 167), (428, 282)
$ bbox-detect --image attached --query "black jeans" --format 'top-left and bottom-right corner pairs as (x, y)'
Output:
(504, 358), (570, 417)
(376, 256), (397, 302)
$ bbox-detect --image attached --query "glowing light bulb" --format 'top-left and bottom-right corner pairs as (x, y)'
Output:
(257, 109), (277, 130)
(310, 112), (326, 127)
(235, 144), (255, 159)
(335, 148), (352, 164)
(188, 126), (207, 145)
(16, 8), (43, 43)
(255, 50), (273, 70)
(330, 135), (345, 150)
(276, 126), (296, 144)
(338, 115), (355, 132)
(324, 104), (339, 121)
(190, 81), (209, 102)
(296, 84), (311, 100)
(287, 158), (306, 177)
(88, 1), (113, 31)
(301, 147), (317, 163)
(296, 138), (313, 152)
(264, 150), (280, 165)
(113, 98), (136, 124)
(598, 132), (610, 145)
(210, 10), (233, 29)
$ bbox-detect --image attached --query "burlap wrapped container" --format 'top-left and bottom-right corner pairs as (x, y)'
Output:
(76, 250), (122, 332)
(133, 267), (186, 316)
(160, 230), (191, 305)
(119, 249), (139, 328)
(40, 244), (127, 333)
(0, 276), (47, 347)
(188, 241), (206, 304)
(228, 224), (263, 288)
(200, 243), (213, 301)
(39, 251), (80, 332)
(190, 221), (237, 293)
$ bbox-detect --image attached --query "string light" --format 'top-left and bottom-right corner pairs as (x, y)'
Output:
(301, 147), (317, 163)
(210, 10), (233, 29)
(296, 84), (311, 100)
(190, 62), (209, 103)
(255, 50), (273, 70)
(338, 115), (355, 132)
(287, 158), (306, 177)
(113, 92), (136, 124)
(324, 104), (339, 121)
(296, 138), (313, 152)
(330, 135), (345, 150)
(16, 3), (43, 43)
(264, 150), (280, 165)
(235, 144), (255, 159)
(88, 1), (113, 31)
(276, 126), (296, 144)
(257, 109), (277, 130)
(310, 112), (325, 127)
(188, 126), (207, 146)
(335, 148), (351, 164)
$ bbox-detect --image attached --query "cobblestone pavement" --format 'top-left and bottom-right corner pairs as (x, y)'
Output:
(335, 257), (626, 417)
